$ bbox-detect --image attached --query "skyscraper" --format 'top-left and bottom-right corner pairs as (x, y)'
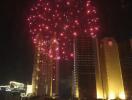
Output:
(32, 47), (48, 96)
(72, 34), (97, 99)
(99, 38), (125, 99)
(32, 35), (59, 98)
(118, 39), (132, 99)
(48, 35), (59, 98)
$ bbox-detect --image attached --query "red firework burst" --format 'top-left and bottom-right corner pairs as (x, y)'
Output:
(27, 0), (100, 60)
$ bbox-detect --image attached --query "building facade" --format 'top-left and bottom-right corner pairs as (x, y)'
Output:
(99, 38), (125, 99)
(32, 36), (59, 98)
(118, 39), (132, 99)
(72, 35), (97, 99)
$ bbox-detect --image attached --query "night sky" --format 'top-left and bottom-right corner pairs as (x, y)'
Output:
(0, 0), (132, 84)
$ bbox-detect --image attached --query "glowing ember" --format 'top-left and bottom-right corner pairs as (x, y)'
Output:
(27, 0), (100, 60)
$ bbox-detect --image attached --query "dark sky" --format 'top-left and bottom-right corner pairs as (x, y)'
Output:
(0, 0), (132, 84)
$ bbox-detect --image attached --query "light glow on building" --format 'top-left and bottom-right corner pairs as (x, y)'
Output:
(97, 88), (105, 99)
(26, 85), (33, 96)
(108, 92), (116, 99)
(96, 38), (106, 99)
(98, 38), (126, 99)
(119, 91), (126, 99)
(130, 39), (132, 49)
(75, 86), (79, 98)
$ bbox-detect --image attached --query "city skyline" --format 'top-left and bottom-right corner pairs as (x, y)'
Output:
(29, 0), (99, 99)
(0, 0), (132, 99)
(1, 37), (132, 99)
(0, 0), (132, 85)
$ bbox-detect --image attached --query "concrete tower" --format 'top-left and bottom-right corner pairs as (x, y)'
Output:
(72, 35), (98, 99)
(32, 38), (48, 96)
(99, 38), (125, 99)
(32, 35), (59, 99)
(48, 35), (59, 98)
(118, 39), (132, 99)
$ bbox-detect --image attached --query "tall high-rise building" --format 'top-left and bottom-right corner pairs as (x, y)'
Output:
(99, 38), (125, 99)
(72, 35), (98, 99)
(60, 61), (73, 99)
(32, 36), (59, 98)
(32, 48), (48, 96)
(48, 36), (59, 98)
(118, 39), (132, 99)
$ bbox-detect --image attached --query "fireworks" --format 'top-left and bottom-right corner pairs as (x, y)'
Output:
(27, 0), (99, 60)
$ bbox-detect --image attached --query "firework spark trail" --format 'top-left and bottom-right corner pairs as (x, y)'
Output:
(27, 0), (100, 60)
